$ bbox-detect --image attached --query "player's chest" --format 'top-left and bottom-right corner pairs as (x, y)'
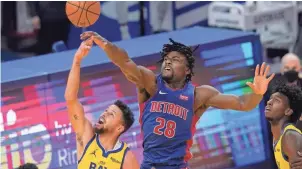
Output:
(86, 147), (123, 168)
(274, 144), (289, 169)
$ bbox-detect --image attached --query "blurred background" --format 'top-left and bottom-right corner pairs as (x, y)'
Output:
(1, 1), (302, 169)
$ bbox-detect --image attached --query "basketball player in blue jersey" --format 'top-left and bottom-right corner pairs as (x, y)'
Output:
(81, 32), (274, 169)
(65, 39), (139, 169)
(265, 84), (302, 169)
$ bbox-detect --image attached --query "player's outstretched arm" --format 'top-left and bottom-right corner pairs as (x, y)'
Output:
(197, 63), (274, 111)
(64, 39), (94, 160)
(122, 150), (140, 169)
(80, 31), (156, 95)
(282, 130), (302, 169)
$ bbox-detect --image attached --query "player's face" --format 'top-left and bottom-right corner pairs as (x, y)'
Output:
(265, 92), (291, 122)
(161, 51), (190, 83)
(93, 105), (125, 135)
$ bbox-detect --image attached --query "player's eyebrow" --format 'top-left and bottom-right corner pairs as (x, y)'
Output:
(111, 110), (117, 115)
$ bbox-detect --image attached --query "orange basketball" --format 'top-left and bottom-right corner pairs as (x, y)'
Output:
(65, 1), (101, 28)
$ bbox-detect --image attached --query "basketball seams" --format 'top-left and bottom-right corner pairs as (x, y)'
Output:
(77, 1), (86, 27)
(66, 1), (100, 28)
(85, 2), (99, 26)
(66, 5), (80, 16)
(85, 10), (91, 26)
(86, 2), (98, 10)
(67, 1), (100, 16)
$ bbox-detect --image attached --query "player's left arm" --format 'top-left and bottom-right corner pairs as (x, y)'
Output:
(122, 150), (139, 169)
(198, 86), (263, 111)
(282, 130), (302, 169)
(200, 63), (274, 111)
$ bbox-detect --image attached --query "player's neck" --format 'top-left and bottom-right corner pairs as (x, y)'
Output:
(164, 80), (186, 90)
(270, 119), (288, 142)
(98, 133), (119, 151)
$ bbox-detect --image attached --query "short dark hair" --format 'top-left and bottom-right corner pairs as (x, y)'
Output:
(159, 38), (196, 82)
(17, 163), (38, 169)
(272, 84), (302, 123)
(114, 100), (134, 133)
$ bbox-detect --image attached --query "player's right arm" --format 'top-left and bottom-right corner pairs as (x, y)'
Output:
(64, 39), (94, 160)
(80, 31), (157, 102)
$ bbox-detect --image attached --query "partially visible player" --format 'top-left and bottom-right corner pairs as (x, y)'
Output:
(64, 39), (139, 169)
(265, 84), (302, 169)
(17, 163), (38, 169)
(80, 32), (274, 169)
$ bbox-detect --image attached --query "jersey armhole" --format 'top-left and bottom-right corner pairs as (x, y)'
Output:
(120, 147), (129, 169)
(139, 75), (160, 114)
(78, 134), (96, 164)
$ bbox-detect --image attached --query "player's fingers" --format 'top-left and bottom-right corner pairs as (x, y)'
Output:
(85, 37), (94, 46)
(80, 31), (93, 36)
(255, 64), (259, 76)
(260, 62), (265, 76)
(290, 161), (302, 169)
(246, 82), (255, 90)
(80, 31), (94, 40)
(267, 73), (275, 82)
(263, 64), (270, 77)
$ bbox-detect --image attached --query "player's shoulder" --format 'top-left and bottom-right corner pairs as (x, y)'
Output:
(284, 124), (302, 132)
(282, 125), (302, 142)
(284, 127), (302, 137)
(281, 126), (302, 155)
(122, 149), (139, 169)
(124, 148), (135, 157)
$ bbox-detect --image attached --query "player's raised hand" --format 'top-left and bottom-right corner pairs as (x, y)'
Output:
(246, 62), (275, 95)
(75, 38), (93, 60)
(80, 31), (108, 49)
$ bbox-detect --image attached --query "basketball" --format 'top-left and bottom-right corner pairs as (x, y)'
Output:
(65, 1), (101, 28)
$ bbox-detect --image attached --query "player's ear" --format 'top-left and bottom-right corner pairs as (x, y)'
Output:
(118, 124), (125, 133)
(285, 108), (293, 116)
(185, 67), (190, 75)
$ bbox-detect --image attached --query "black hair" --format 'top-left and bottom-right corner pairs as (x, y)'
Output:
(17, 163), (38, 169)
(158, 38), (197, 82)
(114, 100), (134, 133)
(272, 84), (302, 123)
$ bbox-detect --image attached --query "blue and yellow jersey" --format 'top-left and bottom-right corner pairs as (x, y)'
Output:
(78, 134), (129, 169)
(274, 124), (302, 169)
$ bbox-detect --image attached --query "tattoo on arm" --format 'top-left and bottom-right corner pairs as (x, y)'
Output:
(76, 133), (84, 146)
(73, 115), (78, 120)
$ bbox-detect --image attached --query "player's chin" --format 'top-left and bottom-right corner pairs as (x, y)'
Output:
(93, 127), (104, 134)
(94, 123), (104, 129)
(162, 72), (173, 80)
(265, 115), (273, 122)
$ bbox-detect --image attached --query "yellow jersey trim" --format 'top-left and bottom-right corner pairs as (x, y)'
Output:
(78, 134), (96, 164)
(77, 134), (128, 167)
